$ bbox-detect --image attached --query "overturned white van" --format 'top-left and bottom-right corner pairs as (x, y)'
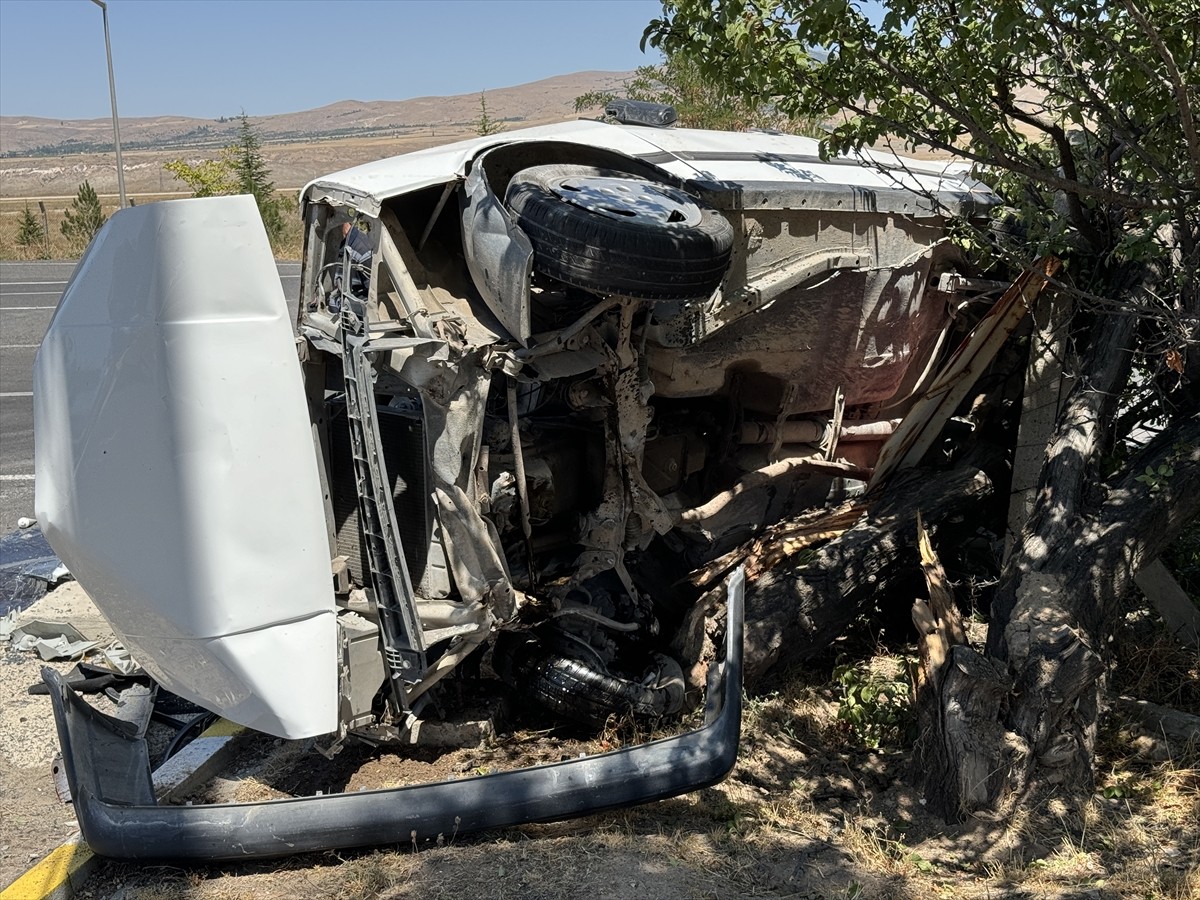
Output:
(35, 113), (995, 859)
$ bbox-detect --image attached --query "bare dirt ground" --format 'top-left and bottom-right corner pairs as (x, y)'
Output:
(0, 113), (568, 205)
(0, 583), (114, 887)
(3, 582), (1196, 900)
(0, 122), (550, 261)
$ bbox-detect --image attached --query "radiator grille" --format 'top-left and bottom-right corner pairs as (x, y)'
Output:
(327, 402), (448, 597)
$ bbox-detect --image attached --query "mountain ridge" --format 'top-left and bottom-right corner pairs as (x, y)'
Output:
(0, 70), (633, 157)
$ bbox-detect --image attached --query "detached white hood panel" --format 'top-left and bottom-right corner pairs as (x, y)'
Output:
(34, 196), (337, 738)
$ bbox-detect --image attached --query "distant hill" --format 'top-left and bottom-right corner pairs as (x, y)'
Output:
(0, 71), (633, 157)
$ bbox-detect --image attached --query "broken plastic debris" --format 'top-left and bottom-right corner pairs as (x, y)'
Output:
(35, 637), (100, 661)
(9, 620), (100, 661)
(5, 614), (139, 671)
(93, 642), (138, 675)
(11, 619), (92, 643)
(0, 610), (17, 641)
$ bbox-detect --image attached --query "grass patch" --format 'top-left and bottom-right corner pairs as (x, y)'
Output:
(0, 190), (303, 262)
(78, 655), (1200, 899)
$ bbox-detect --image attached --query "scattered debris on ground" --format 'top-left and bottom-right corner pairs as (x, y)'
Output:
(7, 601), (1193, 899)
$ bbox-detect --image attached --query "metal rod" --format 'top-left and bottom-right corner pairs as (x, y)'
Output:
(506, 379), (535, 584)
(417, 181), (456, 251)
(91, 0), (126, 209)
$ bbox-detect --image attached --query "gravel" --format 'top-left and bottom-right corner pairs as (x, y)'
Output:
(1, 581), (115, 769)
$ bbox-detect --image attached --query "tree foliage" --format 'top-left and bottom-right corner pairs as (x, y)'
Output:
(646, 0), (1200, 815)
(15, 205), (46, 256)
(162, 112), (287, 242)
(575, 53), (819, 134)
(60, 180), (106, 247)
(474, 91), (505, 136)
(231, 112), (285, 241)
(163, 156), (238, 198)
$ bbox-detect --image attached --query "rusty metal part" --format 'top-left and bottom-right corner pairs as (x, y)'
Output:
(739, 419), (827, 447)
(737, 418), (899, 448)
(841, 420), (901, 441)
(868, 257), (1062, 490)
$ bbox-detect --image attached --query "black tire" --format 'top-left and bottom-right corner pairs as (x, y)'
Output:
(504, 164), (734, 301)
(493, 631), (686, 729)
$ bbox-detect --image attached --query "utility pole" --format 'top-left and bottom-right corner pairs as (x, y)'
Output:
(90, 0), (127, 208)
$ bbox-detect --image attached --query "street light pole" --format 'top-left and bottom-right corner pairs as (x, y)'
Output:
(90, 0), (126, 209)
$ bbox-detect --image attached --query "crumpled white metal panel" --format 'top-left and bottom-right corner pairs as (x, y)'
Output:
(34, 195), (337, 738)
(302, 119), (671, 215)
(301, 120), (991, 216)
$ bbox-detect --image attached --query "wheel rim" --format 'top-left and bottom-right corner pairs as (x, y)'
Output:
(551, 175), (703, 227)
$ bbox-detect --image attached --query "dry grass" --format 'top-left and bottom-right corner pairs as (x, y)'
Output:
(0, 189), (304, 262)
(228, 739), (309, 803)
(1112, 616), (1200, 715)
(82, 673), (1200, 900)
(334, 852), (409, 900)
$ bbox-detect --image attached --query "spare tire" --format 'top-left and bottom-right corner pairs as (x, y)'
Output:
(493, 630), (686, 729)
(504, 164), (734, 301)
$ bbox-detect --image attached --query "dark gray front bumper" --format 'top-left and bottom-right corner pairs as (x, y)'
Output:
(45, 570), (744, 861)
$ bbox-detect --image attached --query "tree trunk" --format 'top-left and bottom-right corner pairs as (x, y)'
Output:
(995, 414), (1200, 801)
(913, 308), (1200, 819)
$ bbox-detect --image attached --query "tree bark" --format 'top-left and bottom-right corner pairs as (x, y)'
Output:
(913, 310), (1200, 819)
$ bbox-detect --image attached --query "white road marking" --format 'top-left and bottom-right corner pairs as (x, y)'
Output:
(1, 344), (40, 348)
(0, 474), (35, 481)
(0, 392), (34, 397)
(0, 281), (69, 287)
(0, 305), (57, 309)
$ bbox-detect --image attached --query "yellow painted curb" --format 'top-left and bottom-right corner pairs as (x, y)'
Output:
(198, 718), (244, 738)
(0, 841), (94, 900)
(1, 718), (243, 899)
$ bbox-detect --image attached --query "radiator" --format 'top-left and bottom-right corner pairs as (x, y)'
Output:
(326, 401), (450, 598)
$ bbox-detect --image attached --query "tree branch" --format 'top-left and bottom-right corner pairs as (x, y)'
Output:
(1122, 0), (1200, 184)
(993, 76), (1104, 249)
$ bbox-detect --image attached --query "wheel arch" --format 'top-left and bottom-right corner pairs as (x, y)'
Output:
(460, 141), (706, 345)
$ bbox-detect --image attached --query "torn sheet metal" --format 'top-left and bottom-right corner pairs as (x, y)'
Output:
(421, 358), (518, 622)
(868, 257), (1062, 489)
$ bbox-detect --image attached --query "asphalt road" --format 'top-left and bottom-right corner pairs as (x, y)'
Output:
(0, 259), (302, 531)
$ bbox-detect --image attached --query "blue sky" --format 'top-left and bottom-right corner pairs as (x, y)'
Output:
(0, 0), (665, 120)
